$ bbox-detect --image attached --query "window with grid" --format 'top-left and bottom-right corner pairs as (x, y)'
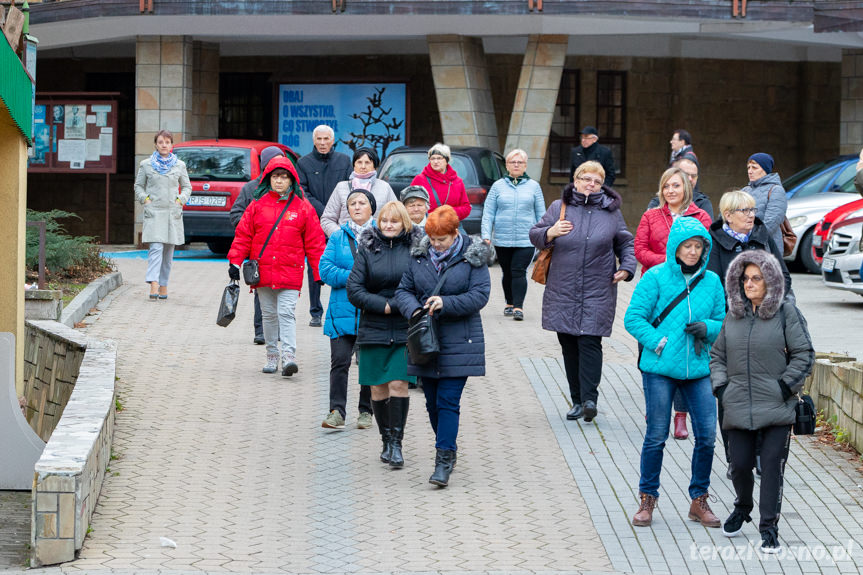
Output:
(219, 74), (273, 140)
(548, 70), (580, 178)
(596, 71), (626, 178)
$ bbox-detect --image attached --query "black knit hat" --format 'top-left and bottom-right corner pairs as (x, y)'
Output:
(346, 189), (377, 214)
(353, 147), (379, 169)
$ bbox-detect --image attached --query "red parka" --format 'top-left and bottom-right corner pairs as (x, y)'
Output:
(411, 163), (471, 220)
(228, 157), (326, 291)
(634, 203), (711, 273)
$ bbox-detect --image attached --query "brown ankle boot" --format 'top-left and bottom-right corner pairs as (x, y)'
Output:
(689, 494), (721, 527)
(632, 492), (657, 526)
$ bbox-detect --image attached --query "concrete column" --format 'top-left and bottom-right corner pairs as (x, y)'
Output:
(192, 41), (220, 140)
(427, 35), (499, 150)
(841, 49), (863, 155)
(0, 107), (28, 395)
(503, 35), (567, 179)
(134, 35), (194, 244)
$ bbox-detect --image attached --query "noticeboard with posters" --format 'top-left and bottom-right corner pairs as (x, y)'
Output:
(28, 99), (118, 174)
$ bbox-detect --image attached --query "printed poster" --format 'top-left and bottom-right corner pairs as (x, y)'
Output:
(64, 105), (86, 139)
(277, 83), (406, 161)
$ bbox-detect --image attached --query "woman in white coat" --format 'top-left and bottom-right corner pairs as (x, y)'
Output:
(134, 130), (192, 300)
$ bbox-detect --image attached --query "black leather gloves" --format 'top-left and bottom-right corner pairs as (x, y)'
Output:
(228, 264), (240, 281)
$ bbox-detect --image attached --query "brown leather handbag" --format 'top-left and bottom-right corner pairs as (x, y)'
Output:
(531, 201), (567, 285)
(768, 185), (796, 257)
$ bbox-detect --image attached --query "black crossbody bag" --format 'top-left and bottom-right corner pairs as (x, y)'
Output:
(243, 195), (294, 285)
(406, 261), (459, 366)
(637, 274), (704, 367)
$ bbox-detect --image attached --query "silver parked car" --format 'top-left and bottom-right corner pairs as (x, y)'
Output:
(821, 210), (863, 296)
(784, 155), (860, 274)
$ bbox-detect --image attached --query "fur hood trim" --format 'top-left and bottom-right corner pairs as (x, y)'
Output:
(410, 233), (494, 267)
(357, 225), (424, 253)
(724, 249), (786, 319)
(561, 184), (622, 212)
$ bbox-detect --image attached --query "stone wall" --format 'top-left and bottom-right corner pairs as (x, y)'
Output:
(30, 336), (117, 567)
(804, 357), (863, 455)
(22, 321), (87, 443)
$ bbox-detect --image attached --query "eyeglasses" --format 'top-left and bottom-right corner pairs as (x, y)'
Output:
(507, 160), (526, 165)
(578, 176), (603, 187)
(742, 275), (764, 284)
(732, 207), (757, 215)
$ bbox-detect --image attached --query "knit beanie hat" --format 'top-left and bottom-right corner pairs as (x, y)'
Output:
(748, 153), (774, 174)
(346, 189), (377, 214)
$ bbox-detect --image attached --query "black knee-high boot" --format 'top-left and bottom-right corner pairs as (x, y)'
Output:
(388, 396), (409, 468)
(372, 399), (391, 463)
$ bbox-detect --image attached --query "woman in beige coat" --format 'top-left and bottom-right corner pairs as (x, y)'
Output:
(134, 130), (192, 300)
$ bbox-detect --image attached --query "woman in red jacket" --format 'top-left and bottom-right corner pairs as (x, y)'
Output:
(410, 143), (471, 220)
(228, 156), (326, 376)
(634, 166), (712, 440)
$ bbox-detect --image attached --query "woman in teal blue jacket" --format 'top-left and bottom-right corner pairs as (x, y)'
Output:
(319, 191), (374, 430)
(481, 149), (546, 321)
(624, 216), (726, 528)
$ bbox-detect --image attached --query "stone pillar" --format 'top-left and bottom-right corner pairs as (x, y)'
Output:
(503, 35), (567, 179)
(427, 35), (498, 150)
(134, 36), (194, 244)
(192, 41), (220, 140)
(841, 49), (863, 155)
(0, 113), (28, 394)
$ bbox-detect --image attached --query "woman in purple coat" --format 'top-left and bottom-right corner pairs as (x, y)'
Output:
(529, 161), (637, 423)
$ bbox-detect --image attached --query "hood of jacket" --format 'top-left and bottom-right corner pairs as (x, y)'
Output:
(748, 171), (782, 189)
(709, 217), (771, 250)
(410, 233), (494, 268)
(358, 224), (424, 253)
(421, 163), (459, 184)
(724, 249), (786, 319)
(561, 184), (622, 211)
(665, 215), (712, 278)
(255, 156), (303, 200)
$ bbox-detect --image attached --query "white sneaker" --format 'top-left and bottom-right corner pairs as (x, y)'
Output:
(262, 353), (279, 374)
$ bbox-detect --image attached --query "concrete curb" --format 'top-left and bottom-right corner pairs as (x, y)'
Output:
(60, 271), (123, 328)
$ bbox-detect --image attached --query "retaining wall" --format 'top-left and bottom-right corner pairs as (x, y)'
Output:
(804, 356), (863, 455)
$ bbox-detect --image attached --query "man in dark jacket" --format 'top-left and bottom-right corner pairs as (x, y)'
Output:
(296, 125), (352, 326)
(669, 129), (698, 166)
(229, 146), (287, 345)
(648, 157), (714, 220)
(569, 126), (616, 187)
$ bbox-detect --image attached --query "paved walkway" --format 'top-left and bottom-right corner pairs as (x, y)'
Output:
(15, 254), (863, 574)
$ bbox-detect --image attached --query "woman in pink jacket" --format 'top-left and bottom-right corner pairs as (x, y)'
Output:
(634, 166), (711, 441)
(410, 143), (471, 220)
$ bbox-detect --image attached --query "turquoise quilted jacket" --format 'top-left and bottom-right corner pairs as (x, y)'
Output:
(624, 216), (726, 380)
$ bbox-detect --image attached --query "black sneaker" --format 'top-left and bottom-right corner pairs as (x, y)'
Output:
(760, 528), (780, 554)
(309, 316), (323, 327)
(722, 508), (751, 537)
(253, 336), (265, 345)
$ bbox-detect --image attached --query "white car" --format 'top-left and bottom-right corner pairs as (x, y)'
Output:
(821, 211), (863, 296)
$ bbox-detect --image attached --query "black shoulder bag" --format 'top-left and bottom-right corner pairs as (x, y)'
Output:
(243, 195), (294, 285)
(636, 273), (704, 367)
(778, 303), (817, 435)
(406, 261), (459, 366)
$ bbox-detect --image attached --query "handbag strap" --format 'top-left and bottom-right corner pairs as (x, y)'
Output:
(430, 258), (461, 297)
(651, 273), (704, 328)
(257, 194), (295, 259)
(558, 200), (567, 221)
(426, 175), (451, 208)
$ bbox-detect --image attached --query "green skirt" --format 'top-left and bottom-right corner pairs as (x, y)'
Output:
(358, 344), (416, 386)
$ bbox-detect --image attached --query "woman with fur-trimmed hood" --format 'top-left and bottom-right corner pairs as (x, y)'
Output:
(394, 205), (493, 488)
(709, 250), (814, 554)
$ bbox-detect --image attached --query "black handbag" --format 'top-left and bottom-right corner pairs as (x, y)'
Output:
(793, 394), (816, 435)
(406, 263), (457, 366)
(243, 195), (294, 286)
(216, 280), (240, 327)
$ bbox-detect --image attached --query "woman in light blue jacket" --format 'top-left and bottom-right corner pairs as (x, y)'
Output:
(481, 149), (546, 321)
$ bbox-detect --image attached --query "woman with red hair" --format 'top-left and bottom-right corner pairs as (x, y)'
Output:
(394, 205), (493, 488)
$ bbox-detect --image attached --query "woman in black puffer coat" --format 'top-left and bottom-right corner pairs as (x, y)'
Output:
(394, 205), (492, 488)
(348, 199), (424, 469)
(710, 250), (814, 554)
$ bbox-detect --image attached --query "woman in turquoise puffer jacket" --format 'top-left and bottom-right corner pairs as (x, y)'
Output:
(624, 216), (726, 529)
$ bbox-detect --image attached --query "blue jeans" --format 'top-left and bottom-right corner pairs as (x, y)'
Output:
(639, 372), (716, 499)
(422, 377), (466, 451)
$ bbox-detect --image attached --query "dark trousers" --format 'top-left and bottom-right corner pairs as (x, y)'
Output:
(495, 246), (534, 308)
(674, 389), (689, 413)
(422, 377), (467, 451)
(254, 290), (263, 338)
(557, 333), (603, 406)
(727, 425), (791, 531)
(307, 265), (322, 318)
(329, 335), (371, 418)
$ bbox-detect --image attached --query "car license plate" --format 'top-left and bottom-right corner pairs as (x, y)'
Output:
(187, 195), (227, 207)
(812, 235), (822, 247)
(821, 258), (835, 272)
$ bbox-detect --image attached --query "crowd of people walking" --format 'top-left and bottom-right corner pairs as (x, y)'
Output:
(138, 124), (817, 536)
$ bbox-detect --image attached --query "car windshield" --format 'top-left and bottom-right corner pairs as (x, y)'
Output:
(783, 158), (843, 191)
(788, 165), (842, 199)
(380, 152), (477, 186)
(174, 147), (251, 182)
(835, 162), (860, 194)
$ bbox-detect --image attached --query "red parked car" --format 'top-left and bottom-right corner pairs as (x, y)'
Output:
(173, 139), (298, 254)
(811, 197), (863, 268)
